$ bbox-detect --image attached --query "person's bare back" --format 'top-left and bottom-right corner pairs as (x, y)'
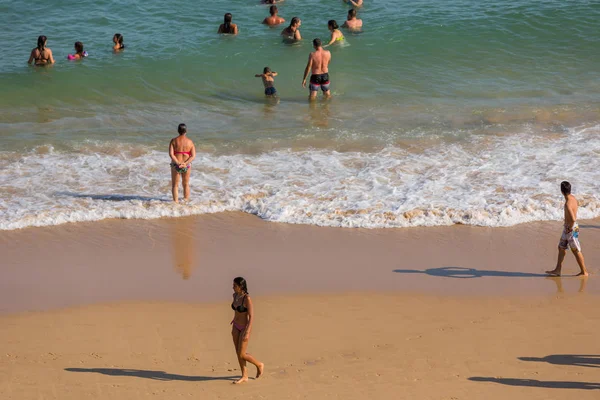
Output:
(308, 47), (331, 75)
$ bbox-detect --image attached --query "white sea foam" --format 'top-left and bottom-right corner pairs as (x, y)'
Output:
(1, 126), (599, 230)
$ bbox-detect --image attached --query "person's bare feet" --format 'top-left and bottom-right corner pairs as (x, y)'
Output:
(576, 271), (589, 277)
(546, 268), (561, 276)
(233, 376), (248, 384)
(256, 363), (264, 379)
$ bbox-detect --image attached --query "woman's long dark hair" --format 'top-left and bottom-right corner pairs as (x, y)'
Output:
(234, 277), (248, 294)
(74, 41), (84, 55)
(114, 33), (124, 48)
(224, 13), (233, 33)
(37, 35), (47, 51)
(328, 20), (339, 30)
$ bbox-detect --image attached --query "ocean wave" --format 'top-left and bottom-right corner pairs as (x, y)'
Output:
(1, 125), (599, 230)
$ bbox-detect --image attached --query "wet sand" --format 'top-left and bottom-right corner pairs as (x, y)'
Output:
(1, 212), (599, 313)
(1, 213), (599, 399)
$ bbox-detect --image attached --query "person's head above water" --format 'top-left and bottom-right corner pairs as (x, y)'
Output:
(561, 181), (571, 195)
(269, 5), (278, 15)
(347, 9), (357, 20)
(290, 17), (301, 28)
(37, 35), (47, 50)
(263, 66), (272, 74)
(313, 38), (322, 49)
(113, 33), (124, 47)
(74, 41), (84, 55)
(328, 20), (339, 30)
(178, 123), (187, 135)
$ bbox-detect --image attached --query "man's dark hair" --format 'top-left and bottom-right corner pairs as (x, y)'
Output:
(178, 123), (187, 134)
(313, 38), (322, 48)
(561, 181), (571, 195)
(270, 5), (277, 15)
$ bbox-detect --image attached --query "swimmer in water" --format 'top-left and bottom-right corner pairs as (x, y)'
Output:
(262, 5), (285, 26)
(113, 33), (125, 51)
(342, 9), (363, 30)
(28, 35), (55, 65)
(68, 41), (87, 60)
(255, 67), (278, 97)
(325, 20), (344, 46)
(281, 17), (301, 42)
(218, 13), (239, 35)
(344, 0), (363, 7)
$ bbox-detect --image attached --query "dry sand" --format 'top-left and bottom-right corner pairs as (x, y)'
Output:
(1, 213), (599, 399)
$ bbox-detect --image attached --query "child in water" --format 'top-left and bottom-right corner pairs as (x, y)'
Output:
(255, 67), (278, 97)
(68, 41), (88, 60)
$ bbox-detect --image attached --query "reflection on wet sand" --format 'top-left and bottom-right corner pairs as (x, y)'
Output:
(170, 218), (196, 280)
(547, 276), (587, 293)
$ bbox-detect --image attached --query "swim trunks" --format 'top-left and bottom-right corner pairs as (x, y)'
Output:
(265, 87), (277, 96)
(559, 222), (581, 252)
(170, 162), (191, 174)
(309, 73), (330, 92)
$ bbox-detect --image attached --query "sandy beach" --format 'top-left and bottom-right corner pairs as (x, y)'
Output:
(1, 213), (599, 399)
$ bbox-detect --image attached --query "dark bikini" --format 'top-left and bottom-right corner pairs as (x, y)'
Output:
(231, 295), (248, 332)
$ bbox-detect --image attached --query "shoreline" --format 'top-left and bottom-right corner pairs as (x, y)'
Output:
(1, 212), (598, 314)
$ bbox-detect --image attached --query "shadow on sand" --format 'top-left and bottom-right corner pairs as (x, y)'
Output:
(64, 368), (237, 382)
(469, 377), (600, 390)
(580, 225), (600, 230)
(519, 354), (600, 368)
(393, 266), (547, 279)
(56, 192), (169, 202)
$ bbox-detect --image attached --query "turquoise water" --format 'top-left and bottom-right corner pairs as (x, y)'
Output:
(1, 0), (599, 229)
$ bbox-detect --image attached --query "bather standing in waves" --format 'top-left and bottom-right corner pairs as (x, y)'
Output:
(169, 123), (196, 203)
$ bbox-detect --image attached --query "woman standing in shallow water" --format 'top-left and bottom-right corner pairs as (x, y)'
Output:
(169, 123), (196, 203)
(231, 277), (264, 384)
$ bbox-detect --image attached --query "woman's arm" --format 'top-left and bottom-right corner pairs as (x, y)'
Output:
(326, 32), (336, 46)
(168, 140), (179, 164)
(28, 49), (35, 64)
(185, 143), (196, 165)
(243, 296), (254, 340)
(48, 50), (55, 64)
(233, 24), (239, 35)
(294, 29), (301, 40)
(217, 24), (224, 34)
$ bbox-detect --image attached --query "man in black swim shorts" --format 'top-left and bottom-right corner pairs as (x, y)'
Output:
(302, 38), (332, 100)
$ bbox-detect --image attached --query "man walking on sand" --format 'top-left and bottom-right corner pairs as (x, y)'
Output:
(302, 38), (332, 100)
(546, 181), (589, 277)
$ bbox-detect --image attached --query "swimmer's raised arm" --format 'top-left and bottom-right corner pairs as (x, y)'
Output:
(269, 72), (278, 76)
(255, 74), (264, 77)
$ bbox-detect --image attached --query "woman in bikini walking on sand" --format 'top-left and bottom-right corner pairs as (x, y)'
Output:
(231, 277), (264, 384)
(169, 123), (196, 203)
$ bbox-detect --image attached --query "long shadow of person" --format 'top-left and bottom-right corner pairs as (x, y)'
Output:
(65, 368), (237, 382)
(393, 266), (548, 279)
(469, 376), (600, 390)
(519, 354), (600, 368)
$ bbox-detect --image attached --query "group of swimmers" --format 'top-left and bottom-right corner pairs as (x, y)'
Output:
(218, 1), (364, 99)
(27, 34), (125, 65)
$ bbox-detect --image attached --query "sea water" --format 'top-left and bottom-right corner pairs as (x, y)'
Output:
(0, 0), (599, 229)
